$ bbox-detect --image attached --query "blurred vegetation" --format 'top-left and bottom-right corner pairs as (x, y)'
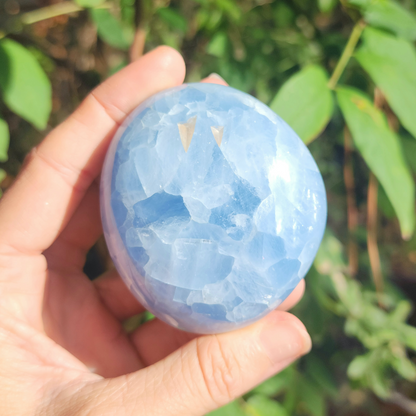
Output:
(1, 0), (416, 415)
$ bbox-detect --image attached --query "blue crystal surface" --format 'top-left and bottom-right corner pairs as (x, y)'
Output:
(100, 83), (327, 334)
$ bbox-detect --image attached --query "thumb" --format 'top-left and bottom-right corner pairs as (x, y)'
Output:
(70, 311), (311, 416)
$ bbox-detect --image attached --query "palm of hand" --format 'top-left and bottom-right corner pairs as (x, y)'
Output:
(0, 47), (309, 416)
(2, 236), (194, 413)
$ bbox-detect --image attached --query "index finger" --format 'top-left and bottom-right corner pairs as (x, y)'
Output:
(0, 46), (186, 256)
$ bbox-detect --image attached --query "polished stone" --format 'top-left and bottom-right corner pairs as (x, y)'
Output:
(100, 83), (327, 334)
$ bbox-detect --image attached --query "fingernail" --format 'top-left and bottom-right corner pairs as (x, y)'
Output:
(260, 315), (312, 367)
(208, 73), (226, 82)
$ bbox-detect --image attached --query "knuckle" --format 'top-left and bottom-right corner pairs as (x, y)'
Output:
(195, 336), (241, 406)
(34, 146), (94, 193)
(89, 91), (126, 125)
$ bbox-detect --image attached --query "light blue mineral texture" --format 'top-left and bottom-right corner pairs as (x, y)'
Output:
(100, 83), (327, 334)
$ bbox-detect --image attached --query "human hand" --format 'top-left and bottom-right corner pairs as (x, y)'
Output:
(0, 46), (311, 416)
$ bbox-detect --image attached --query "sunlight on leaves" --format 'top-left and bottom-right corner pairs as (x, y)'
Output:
(0, 39), (51, 130)
(270, 65), (333, 144)
(337, 86), (415, 239)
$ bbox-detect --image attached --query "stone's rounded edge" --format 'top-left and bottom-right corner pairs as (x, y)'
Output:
(100, 82), (328, 334)
(186, 82), (282, 123)
(99, 124), (151, 312)
(98, 89), (178, 313)
(151, 294), (274, 334)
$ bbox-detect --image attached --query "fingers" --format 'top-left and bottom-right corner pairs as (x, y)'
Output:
(43, 269), (144, 377)
(201, 73), (228, 86)
(44, 181), (102, 272)
(93, 269), (146, 320)
(0, 46), (186, 256)
(277, 279), (305, 311)
(72, 311), (311, 416)
(130, 319), (198, 366)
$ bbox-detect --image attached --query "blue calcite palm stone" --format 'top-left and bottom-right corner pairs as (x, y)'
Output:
(100, 83), (327, 334)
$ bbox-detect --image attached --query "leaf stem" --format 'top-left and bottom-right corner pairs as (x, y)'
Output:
(17, 1), (111, 26)
(0, 1), (112, 38)
(367, 88), (385, 307)
(343, 126), (358, 277)
(20, 2), (83, 25)
(328, 19), (366, 90)
(367, 172), (384, 306)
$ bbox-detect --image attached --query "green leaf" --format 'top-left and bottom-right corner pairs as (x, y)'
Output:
(305, 355), (338, 397)
(378, 185), (395, 219)
(251, 366), (294, 397)
(90, 9), (134, 50)
(0, 116), (9, 162)
(402, 134), (416, 173)
(207, 32), (228, 58)
(298, 378), (326, 416)
(283, 385), (297, 415)
(348, 354), (370, 379)
(270, 65), (333, 144)
(357, 0), (416, 40)
(400, 323), (416, 351)
(250, 376), (286, 398)
(75, 0), (104, 7)
(245, 395), (289, 416)
(273, 3), (295, 27)
(336, 86), (415, 239)
(0, 39), (51, 130)
(299, 285), (328, 338)
(314, 230), (346, 274)
(207, 401), (246, 416)
(392, 355), (416, 381)
(356, 27), (416, 140)
(390, 300), (412, 323)
(318, 0), (338, 13)
(26, 47), (55, 74)
(368, 365), (391, 398)
(218, 0), (242, 22)
(157, 7), (188, 33)
(143, 311), (154, 321)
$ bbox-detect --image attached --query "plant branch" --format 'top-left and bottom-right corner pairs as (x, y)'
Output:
(388, 392), (416, 415)
(129, 0), (148, 63)
(367, 88), (387, 306)
(0, 1), (113, 39)
(20, 2), (83, 25)
(129, 28), (146, 62)
(367, 172), (384, 304)
(328, 19), (366, 90)
(7, 1), (110, 29)
(343, 126), (358, 276)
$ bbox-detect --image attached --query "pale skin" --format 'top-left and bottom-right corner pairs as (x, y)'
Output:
(0, 46), (311, 416)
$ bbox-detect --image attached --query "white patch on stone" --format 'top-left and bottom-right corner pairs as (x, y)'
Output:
(178, 116), (197, 152)
(211, 125), (224, 147)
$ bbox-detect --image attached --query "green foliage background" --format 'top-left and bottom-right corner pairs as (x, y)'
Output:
(1, 0), (416, 414)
